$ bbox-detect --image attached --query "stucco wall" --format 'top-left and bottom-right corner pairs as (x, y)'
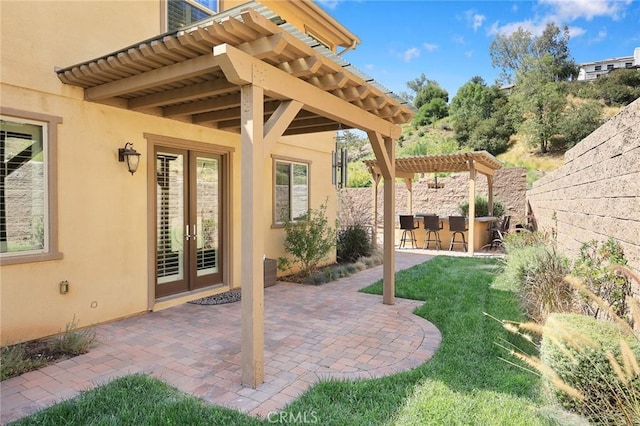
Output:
(527, 98), (640, 274)
(0, 1), (336, 345)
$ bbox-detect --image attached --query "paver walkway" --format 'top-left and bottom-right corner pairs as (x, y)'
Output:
(1, 251), (441, 424)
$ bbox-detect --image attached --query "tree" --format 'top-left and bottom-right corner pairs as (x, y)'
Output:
(412, 97), (449, 126)
(406, 72), (429, 94)
(414, 80), (448, 109)
(512, 55), (567, 153)
(449, 78), (515, 154)
(490, 27), (533, 85)
(490, 23), (577, 84)
(533, 23), (578, 81)
(558, 101), (604, 149)
(594, 68), (640, 106)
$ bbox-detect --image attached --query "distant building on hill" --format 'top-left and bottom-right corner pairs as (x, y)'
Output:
(577, 47), (640, 81)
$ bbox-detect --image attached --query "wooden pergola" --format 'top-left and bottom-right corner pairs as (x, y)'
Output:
(364, 151), (503, 255)
(55, 3), (413, 388)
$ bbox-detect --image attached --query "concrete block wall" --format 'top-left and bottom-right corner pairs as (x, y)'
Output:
(339, 167), (527, 230)
(527, 98), (640, 274)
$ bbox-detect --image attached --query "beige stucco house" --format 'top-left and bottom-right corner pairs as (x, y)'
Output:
(1, 0), (413, 386)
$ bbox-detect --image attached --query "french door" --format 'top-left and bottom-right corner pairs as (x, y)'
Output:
(155, 147), (223, 297)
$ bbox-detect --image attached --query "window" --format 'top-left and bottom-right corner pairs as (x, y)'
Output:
(607, 64), (614, 70)
(594, 65), (602, 71)
(167, 0), (217, 32)
(626, 62), (633, 68)
(0, 109), (61, 264)
(274, 159), (309, 225)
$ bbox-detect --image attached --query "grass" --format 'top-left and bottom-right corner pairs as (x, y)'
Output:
(11, 256), (556, 425)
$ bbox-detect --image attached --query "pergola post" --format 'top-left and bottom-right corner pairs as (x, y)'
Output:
(487, 175), (494, 217)
(371, 174), (381, 248)
(468, 159), (476, 256)
(240, 84), (265, 388)
(404, 177), (413, 215)
(382, 136), (396, 305)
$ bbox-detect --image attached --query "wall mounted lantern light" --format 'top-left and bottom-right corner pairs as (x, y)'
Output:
(118, 142), (141, 175)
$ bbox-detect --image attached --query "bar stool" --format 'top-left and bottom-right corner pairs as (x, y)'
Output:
(422, 215), (442, 250)
(399, 215), (418, 249)
(448, 216), (468, 251)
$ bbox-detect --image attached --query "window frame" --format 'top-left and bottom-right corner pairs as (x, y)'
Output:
(0, 108), (62, 265)
(272, 156), (310, 227)
(164, 0), (218, 32)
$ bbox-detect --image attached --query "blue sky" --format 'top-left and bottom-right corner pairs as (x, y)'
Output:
(316, 0), (640, 100)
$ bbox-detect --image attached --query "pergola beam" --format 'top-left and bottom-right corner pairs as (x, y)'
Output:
(214, 44), (401, 139)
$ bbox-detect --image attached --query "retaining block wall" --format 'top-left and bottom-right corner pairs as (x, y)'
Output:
(527, 98), (640, 274)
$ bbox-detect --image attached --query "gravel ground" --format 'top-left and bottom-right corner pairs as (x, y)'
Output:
(188, 289), (241, 305)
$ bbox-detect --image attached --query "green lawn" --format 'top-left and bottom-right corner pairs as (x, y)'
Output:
(11, 256), (556, 426)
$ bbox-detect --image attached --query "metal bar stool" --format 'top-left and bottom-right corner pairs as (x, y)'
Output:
(399, 215), (418, 249)
(422, 215), (442, 250)
(448, 216), (468, 251)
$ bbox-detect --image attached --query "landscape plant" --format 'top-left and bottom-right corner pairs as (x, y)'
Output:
(459, 195), (505, 218)
(278, 201), (336, 278)
(572, 238), (631, 320)
(1, 316), (96, 380)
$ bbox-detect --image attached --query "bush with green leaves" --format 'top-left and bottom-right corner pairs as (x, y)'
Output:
(492, 231), (549, 292)
(572, 238), (631, 320)
(459, 195), (505, 218)
(337, 223), (372, 264)
(540, 313), (640, 425)
(279, 202), (336, 278)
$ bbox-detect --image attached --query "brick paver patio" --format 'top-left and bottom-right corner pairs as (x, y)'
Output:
(1, 251), (441, 424)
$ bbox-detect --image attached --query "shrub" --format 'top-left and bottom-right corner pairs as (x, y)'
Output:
(459, 195), (504, 218)
(492, 232), (548, 292)
(49, 315), (97, 356)
(540, 313), (640, 425)
(280, 201), (337, 278)
(0, 344), (47, 381)
(337, 224), (372, 264)
(572, 239), (631, 320)
(520, 248), (573, 324)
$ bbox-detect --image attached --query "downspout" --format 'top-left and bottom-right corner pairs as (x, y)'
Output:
(337, 40), (358, 56)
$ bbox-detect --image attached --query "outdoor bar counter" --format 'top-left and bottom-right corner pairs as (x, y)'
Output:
(397, 216), (497, 251)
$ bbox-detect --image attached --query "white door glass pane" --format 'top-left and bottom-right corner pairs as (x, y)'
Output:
(156, 152), (185, 284)
(0, 118), (47, 255)
(196, 156), (218, 276)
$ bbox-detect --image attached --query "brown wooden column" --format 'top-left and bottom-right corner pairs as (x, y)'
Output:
(240, 84), (265, 388)
(468, 159), (476, 256)
(368, 131), (396, 305)
(383, 136), (396, 305)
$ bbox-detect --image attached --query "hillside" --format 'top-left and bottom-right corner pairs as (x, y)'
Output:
(345, 102), (624, 188)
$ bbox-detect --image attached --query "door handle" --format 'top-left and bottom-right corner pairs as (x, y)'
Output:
(192, 224), (198, 240)
(185, 224), (190, 241)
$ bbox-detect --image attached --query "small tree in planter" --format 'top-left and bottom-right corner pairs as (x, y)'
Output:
(459, 195), (505, 217)
(279, 201), (337, 278)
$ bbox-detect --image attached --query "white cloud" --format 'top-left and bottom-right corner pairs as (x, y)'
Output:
(423, 43), (439, 52)
(402, 47), (420, 62)
(316, 0), (339, 10)
(488, 0), (631, 39)
(539, 0), (632, 21)
(590, 28), (608, 43)
(465, 9), (486, 31)
(452, 35), (466, 45)
(465, 50), (474, 58)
